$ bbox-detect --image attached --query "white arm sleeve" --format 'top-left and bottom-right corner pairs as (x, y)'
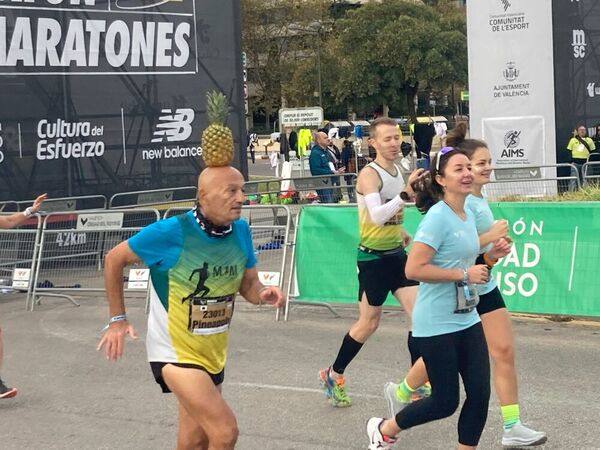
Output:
(364, 192), (404, 226)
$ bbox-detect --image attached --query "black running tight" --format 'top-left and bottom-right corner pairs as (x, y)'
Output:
(395, 322), (491, 446)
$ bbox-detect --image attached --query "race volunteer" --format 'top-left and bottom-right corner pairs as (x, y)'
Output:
(97, 167), (284, 450)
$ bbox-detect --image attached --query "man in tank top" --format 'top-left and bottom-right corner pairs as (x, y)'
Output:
(319, 117), (425, 407)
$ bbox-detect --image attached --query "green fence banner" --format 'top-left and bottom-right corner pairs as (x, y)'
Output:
(294, 203), (600, 317)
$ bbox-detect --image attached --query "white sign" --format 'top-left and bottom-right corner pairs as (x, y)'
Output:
(12, 268), (31, 289)
(483, 116), (545, 171)
(138, 191), (174, 205)
(467, 0), (556, 196)
(258, 271), (280, 287)
(279, 107), (323, 129)
(0, 0), (198, 75)
(41, 199), (77, 212)
(76, 212), (124, 230)
(127, 268), (150, 289)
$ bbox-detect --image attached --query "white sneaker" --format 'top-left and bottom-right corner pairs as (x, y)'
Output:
(366, 417), (396, 450)
(383, 382), (409, 418)
(502, 421), (547, 447)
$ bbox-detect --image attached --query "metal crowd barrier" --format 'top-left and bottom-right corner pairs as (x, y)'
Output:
(583, 161), (600, 186)
(245, 174), (357, 225)
(109, 186), (197, 210)
(0, 213), (43, 310)
(485, 164), (580, 201)
(0, 201), (19, 212)
(164, 205), (292, 320)
(18, 195), (107, 213)
(30, 209), (160, 310)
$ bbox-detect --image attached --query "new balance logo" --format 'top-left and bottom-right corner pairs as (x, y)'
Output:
(151, 108), (194, 143)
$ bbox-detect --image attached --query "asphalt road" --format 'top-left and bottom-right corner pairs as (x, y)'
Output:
(0, 292), (599, 449)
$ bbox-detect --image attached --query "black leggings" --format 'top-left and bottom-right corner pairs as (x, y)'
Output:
(395, 323), (490, 446)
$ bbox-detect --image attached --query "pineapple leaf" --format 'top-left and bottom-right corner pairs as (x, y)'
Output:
(206, 90), (229, 125)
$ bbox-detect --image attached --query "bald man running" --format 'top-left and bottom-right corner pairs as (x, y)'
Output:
(98, 167), (284, 450)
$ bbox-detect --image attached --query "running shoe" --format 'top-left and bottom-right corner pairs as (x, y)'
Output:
(366, 417), (396, 450)
(319, 367), (351, 407)
(502, 421), (547, 447)
(0, 379), (17, 399)
(411, 382), (432, 402)
(383, 382), (409, 417)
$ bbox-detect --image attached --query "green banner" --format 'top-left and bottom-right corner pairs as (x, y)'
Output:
(294, 203), (600, 317)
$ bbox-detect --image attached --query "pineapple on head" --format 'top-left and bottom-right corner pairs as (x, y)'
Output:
(201, 90), (234, 167)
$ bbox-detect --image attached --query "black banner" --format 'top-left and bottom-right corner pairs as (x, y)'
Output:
(553, 0), (600, 164)
(0, 0), (246, 201)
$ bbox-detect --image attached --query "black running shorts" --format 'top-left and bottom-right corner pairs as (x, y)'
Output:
(150, 362), (224, 393)
(357, 250), (419, 307)
(476, 287), (507, 316)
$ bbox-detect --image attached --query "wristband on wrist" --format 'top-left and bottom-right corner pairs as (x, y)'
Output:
(109, 314), (127, 324)
(22, 207), (34, 217)
(258, 286), (270, 295)
(483, 253), (498, 268)
(101, 314), (127, 332)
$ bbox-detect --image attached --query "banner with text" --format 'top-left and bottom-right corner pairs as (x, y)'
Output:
(467, 0), (556, 190)
(294, 205), (600, 317)
(0, 0), (245, 201)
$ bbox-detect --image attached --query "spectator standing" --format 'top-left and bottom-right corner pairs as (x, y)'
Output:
(566, 125), (596, 185)
(341, 140), (357, 202)
(247, 131), (258, 164)
(592, 124), (600, 150)
(309, 131), (344, 203)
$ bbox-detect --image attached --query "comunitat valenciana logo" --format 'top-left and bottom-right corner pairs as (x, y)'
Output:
(36, 119), (105, 160)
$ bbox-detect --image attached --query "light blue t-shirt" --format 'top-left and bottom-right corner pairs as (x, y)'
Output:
(411, 201), (481, 338)
(465, 194), (498, 295)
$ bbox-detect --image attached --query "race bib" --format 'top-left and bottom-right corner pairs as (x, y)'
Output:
(454, 281), (479, 314)
(188, 295), (235, 335)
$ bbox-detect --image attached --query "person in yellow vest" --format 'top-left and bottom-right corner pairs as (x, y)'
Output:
(567, 125), (596, 185)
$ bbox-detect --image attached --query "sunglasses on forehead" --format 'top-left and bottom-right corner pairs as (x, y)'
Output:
(435, 146), (457, 171)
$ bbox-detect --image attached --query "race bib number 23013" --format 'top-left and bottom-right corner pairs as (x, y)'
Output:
(188, 295), (235, 336)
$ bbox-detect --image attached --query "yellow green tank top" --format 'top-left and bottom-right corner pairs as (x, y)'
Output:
(357, 162), (405, 260)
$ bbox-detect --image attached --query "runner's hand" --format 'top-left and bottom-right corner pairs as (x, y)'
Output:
(487, 238), (512, 260)
(467, 265), (489, 284)
(259, 286), (285, 308)
(407, 168), (426, 185)
(488, 220), (508, 242)
(30, 193), (48, 213)
(97, 320), (138, 361)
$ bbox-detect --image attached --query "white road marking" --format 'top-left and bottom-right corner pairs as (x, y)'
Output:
(229, 381), (381, 399)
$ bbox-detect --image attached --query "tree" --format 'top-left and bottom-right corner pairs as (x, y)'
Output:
(241, 0), (331, 129)
(329, 0), (467, 119)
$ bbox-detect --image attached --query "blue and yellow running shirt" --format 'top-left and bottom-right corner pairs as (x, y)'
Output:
(128, 211), (256, 375)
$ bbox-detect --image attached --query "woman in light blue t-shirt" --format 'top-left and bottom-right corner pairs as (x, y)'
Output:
(367, 148), (509, 450)
(456, 123), (547, 447)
